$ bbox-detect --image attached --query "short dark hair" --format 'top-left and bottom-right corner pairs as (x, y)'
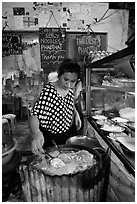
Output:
(58, 58), (81, 80)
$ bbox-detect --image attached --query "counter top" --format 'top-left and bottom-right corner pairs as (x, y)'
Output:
(88, 117), (135, 177)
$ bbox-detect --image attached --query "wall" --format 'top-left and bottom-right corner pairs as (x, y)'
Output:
(2, 2), (129, 51)
(2, 2), (129, 106)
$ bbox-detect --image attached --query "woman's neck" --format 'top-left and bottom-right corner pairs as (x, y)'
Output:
(52, 80), (69, 97)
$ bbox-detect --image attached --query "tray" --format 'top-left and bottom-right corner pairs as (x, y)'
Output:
(116, 137), (135, 152)
(92, 115), (107, 120)
(100, 125), (125, 133)
(111, 117), (129, 123)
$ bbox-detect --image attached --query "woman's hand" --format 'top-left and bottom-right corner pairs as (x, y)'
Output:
(75, 111), (82, 130)
(31, 130), (45, 156)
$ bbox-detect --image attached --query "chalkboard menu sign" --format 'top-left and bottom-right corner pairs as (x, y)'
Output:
(76, 34), (102, 56)
(2, 31), (22, 57)
(39, 27), (66, 70)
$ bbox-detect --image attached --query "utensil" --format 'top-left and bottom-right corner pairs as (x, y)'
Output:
(37, 150), (53, 161)
(39, 149), (65, 168)
(112, 120), (135, 132)
(52, 140), (62, 153)
(43, 151), (54, 160)
(111, 117), (129, 123)
(52, 140), (61, 151)
(123, 123), (135, 132)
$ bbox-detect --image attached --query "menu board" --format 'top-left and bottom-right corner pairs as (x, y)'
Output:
(2, 31), (22, 57)
(76, 34), (102, 56)
(39, 27), (66, 70)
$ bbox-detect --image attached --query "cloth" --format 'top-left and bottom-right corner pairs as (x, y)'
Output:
(31, 82), (74, 134)
(48, 71), (58, 82)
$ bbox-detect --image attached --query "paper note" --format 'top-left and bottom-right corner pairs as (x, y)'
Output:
(14, 16), (24, 29)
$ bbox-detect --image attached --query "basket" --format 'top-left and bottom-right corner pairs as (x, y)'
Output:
(20, 145), (104, 202)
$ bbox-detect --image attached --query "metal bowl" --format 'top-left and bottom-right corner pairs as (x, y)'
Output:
(2, 151), (14, 166)
(2, 138), (18, 166)
(66, 135), (101, 149)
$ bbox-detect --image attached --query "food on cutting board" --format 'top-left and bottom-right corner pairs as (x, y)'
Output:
(29, 150), (95, 176)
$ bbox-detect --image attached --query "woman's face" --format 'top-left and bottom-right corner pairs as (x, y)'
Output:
(59, 72), (78, 90)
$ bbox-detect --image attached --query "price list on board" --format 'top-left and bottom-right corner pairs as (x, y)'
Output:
(2, 31), (22, 56)
(39, 27), (66, 70)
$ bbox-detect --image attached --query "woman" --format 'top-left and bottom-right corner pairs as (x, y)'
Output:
(29, 58), (82, 156)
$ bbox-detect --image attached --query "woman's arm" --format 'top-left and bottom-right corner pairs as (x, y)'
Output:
(29, 115), (40, 134)
(73, 105), (82, 130)
(29, 115), (45, 155)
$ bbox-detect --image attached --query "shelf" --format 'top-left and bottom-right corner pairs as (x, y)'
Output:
(91, 85), (135, 93)
(86, 44), (135, 69)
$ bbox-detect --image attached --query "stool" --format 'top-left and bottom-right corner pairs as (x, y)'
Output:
(2, 118), (10, 135)
(2, 114), (16, 135)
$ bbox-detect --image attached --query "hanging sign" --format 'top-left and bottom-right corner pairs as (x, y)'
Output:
(76, 34), (101, 56)
(39, 27), (66, 70)
(2, 31), (22, 57)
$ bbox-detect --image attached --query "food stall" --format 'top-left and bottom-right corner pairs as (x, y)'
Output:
(3, 44), (134, 202)
(85, 43), (135, 202)
(2, 2), (135, 202)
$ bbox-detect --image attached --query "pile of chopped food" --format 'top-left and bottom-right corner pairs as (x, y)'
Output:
(29, 150), (95, 176)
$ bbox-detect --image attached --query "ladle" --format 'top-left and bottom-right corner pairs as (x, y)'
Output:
(41, 150), (65, 168)
(52, 140), (62, 152)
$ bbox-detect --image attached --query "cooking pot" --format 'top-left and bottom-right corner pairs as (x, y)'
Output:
(20, 144), (104, 202)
